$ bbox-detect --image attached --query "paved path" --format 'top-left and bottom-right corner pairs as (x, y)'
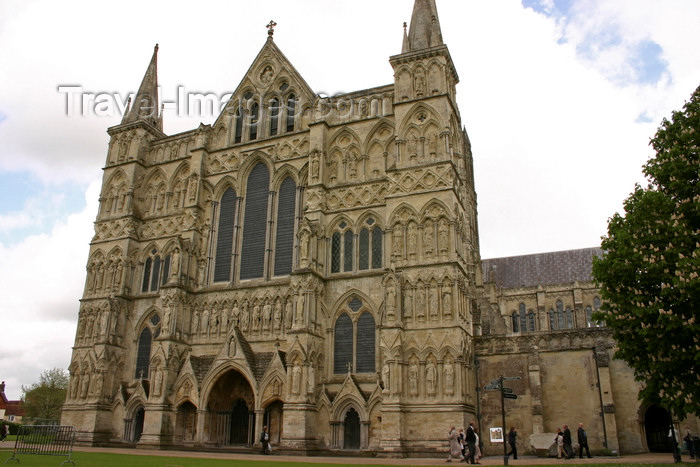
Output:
(1, 440), (695, 465)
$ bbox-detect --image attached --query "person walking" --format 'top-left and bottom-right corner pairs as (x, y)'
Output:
(555, 427), (564, 459)
(684, 426), (696, 460)
(465, 421), (478, 464)
(506, 426), (518, 460)
(562, 424), (573, 459)
(260, 425), (271, 454)
(577, 423), (592, 458)
(474, 425), (483, 463)
(447, 426), (463, 462)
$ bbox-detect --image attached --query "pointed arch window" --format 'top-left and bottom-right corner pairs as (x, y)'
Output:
(269, 98), (280, 136)
(333, 306), (376, 374)
(134, 314), (160, 379)
(233, 107), (243, 144)
(519, 303), (527, 332)
(213, 188), (238, 283)
(358, 218), (383, 271)
(565, 307), (574, 329)
(512, 311), (519, 333)
(249, 102), (259, 140)
(273, 177), (296, 276)
(141, 249), (170, 293)
(240, 163), (269, 280)
(331, 221), (353, 274)
(286, 94), (296, 132)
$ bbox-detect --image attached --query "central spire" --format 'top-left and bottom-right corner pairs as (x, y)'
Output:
(403, 0), (444, 53)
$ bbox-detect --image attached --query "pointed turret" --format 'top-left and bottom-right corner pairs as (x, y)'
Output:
(405, 0), (443, 52)
(122, 44), (162, 131)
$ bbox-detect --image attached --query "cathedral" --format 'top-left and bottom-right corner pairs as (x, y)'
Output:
(62, 0), (693, 457)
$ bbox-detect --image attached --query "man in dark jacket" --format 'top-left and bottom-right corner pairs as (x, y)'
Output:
(260, 425), (270, 454)
(577, 423), (592, 458)
(465, 421), (478, 464)
(506, 426), (518, 460)
(562, 424), (573, 459)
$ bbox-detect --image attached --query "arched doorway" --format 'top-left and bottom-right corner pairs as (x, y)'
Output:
(344, 407), (360, 450)
(230, 399), (250, 445)
(263, 400), (284, 445)
(645, 405), (671, 452)
(175, 401), (197, 443)
(133, 407), (145, 442)
(207, 370), (254, 446)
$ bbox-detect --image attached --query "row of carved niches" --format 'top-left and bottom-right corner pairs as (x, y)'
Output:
(85, 253), (127, 297)
(395, 61), (446, 101)
(311, 93), (394, 125)
(189, 294), (308, 340)
(76, 304), (126, 345)
(381, 356), (460, 398)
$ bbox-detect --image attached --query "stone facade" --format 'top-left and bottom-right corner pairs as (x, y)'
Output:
(61, 0), (696, 457)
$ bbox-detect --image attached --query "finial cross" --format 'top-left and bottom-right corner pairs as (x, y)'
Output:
(267, 20), (277, 37)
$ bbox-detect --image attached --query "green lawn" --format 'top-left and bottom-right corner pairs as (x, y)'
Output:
(0, 448), (678, 467)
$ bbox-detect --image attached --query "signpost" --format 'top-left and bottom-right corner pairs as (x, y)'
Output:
(483, 375), (520, 465)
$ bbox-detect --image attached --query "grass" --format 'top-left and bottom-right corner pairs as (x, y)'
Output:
(0, 447), (679, 467)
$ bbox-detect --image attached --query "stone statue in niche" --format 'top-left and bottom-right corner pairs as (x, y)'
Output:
(299, 230), (310, 266)
(416, 287), (425, 319)
(295, 293), (305, 324)
(227, 335), (236, 357)
(201, 309), (210, 336)
(80, 373), (90, 398)
(404, 288), (413, 319)
(285, 300), (294, 330)
(240, 303), (250, 332)
(310, 152), (320, 182)
(430, 288), (439, 319)
(382, 362), (390, 393)
(231, 304), (240, 329)
(443, 289), (452, 316)
(424, 221), (434, 257)
(252, 305), (261, 332)
(292, 363), (302, 394)
(191, 310), (200, 335)
(426, 362), (437, 395)
(260, 65), (274, 85)
(444, 362), (454, 394)
(407, 224), (417, 256)
(328, 156), (338, 181)
(262, 302), (272, 332)
(70, 375), (79, 399)
(153, 367), (163, 396)
(393, 228), (403, 257)
(307, 364), (315, 393)
(273, 379), (281, 396)
(386, 285), (396, 315)
(273, 301), (282, 332)
(221, 309), (229, 334)
(211, 309), (220, 336)
(414, 70), (426, 97)
(409, 363), (418, 395)
(439, 218), (449, 254)
(428, 133), (438, 159)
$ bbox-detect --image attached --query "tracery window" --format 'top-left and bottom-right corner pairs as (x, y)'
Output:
(141, 249), (170, 293)
(333, 302), (375, 374)
(586, 296), (604, 327)
(513, 303), (536, 333)
(273, 177), (296, 276)
(549, 300), (573, 330)
(331, 221), (353, 274)
(213, 188), (238, 283)
(286, 94), (296, 132)
(358, 217), (382, 270)
(233, 107), (243, 144)
(240, 163), (269, 280)
(134, 314), (160, 379)
(249, 102), (259, 140)
(269, 98), (280, 136)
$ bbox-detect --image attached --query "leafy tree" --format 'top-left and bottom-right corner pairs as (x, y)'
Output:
(592, 85), (700, 419)
(21, 368), (69, 421)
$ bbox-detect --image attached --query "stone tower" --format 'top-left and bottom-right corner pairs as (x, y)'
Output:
(61, 0), (483, 455)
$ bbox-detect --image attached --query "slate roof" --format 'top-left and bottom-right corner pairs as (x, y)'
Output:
(482, 247), (603, 288)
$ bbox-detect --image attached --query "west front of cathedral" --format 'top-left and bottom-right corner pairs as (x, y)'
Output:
(62, 0), (692, 457)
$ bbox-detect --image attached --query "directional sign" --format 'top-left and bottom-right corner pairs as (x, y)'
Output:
(502, 387), (513, 394)
(503, 393), (518, 399)
(490, 378), (502, 384)
(484, 385), (499, 391)
(503, 376), (521, 381)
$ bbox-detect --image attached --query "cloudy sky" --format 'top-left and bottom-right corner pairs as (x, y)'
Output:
(0, 0), (698, 400)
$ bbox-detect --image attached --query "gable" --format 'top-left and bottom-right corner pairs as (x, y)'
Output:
(213, 38), (315, 128)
